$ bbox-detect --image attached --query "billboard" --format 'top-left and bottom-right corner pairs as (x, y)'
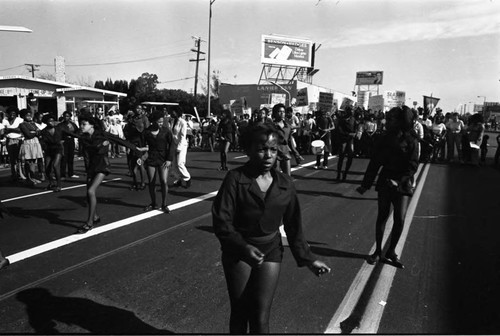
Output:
(356, 71), (384, 85)
(261, 35), (314, 68)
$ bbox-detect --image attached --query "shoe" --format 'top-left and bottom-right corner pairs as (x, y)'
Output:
(161, 205), (171, 213)
(218, 167), (225, 171)
(367, 252), (381, 265)
(384, 252), (404, 269)
(144, 204), (157, 212)
(0, 258), (10, 271)
(185, 179), (191, 189)
(129, 184), (137, 191)
(70, 175), (79, 178)
(138, 183), (147, 190)
(314, 166), (319, 170)
(53, 187), (62, 192)
(172, 180), (182, 188)
(93, 217), (101, 224)
(76, 223), (93, 234)
(45, 184), (55, 190)
(323, 165), (328, 169)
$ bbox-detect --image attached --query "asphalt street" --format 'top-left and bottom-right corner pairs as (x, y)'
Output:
(0, 136), (499, 334)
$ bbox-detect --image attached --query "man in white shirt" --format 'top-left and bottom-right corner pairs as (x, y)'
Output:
(171, 109), (191, 188)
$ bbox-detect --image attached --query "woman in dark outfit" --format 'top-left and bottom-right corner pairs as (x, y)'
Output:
(143, 112), (176, 213)
(356, 106), (419, 269)
(39, 115), (64, 192)
(271, 103), (293, 176)
(336, 108), (357, 181)
(212, 123), (331, 334)
(216, 109), (235, 171)
(69, 115), (146, 234)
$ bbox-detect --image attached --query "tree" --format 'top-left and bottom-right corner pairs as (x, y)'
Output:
(134, 73), (159, 102)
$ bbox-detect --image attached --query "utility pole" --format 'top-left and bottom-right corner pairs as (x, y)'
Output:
(189, 36), (205, 100)
(25, 63), (40, 78)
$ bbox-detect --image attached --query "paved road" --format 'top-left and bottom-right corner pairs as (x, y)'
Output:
(0, 142), (499, 334)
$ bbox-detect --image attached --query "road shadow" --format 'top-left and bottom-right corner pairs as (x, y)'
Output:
(16, 288), (173, 334)
(195, 225), (214, 234)
(167, 189), (215, 199)
(297, 189), (375, 201)
(57, 195), (144, 209)
(309, 245), (368, 260)
(5, 206), (81, 229)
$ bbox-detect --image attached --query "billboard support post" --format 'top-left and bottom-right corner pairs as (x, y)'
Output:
(267, 81), (291, 106)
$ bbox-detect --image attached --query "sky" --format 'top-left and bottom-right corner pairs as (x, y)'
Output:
(1, 0), (499, 112)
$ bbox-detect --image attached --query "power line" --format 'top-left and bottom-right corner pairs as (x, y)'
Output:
(35, 51), (191, 68)
(0, 65), (25, 72)
(159, 76), (195, 84)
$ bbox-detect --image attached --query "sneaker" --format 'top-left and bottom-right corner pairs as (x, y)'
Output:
(70, 175), (79, 179)
(323, 166), (328, 169)
(313, 166), (319, 170)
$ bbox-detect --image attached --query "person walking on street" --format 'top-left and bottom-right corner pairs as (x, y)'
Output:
(216, 109), (235, 171)
(170, 107), (191, 188)
(142, 111), (176, 213)
(313, 109), (335, 170)
(336, 108), (357, 181)
(66, 115), (147, 234)
(445, 112), (465, 162)
(39, 115), (64, 192)
(123, 105), (149, 190)
(212, 122), (331, 334)
(356, 106), (419, 269)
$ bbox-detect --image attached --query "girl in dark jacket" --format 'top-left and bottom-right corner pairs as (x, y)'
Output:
(357, 106), (419, 268)
(212, 123), (330, 334)
(142, 112), (176, 213)
(39, 115), (64, 192)
(216, 109), (235, 171)
(68, 115), (146, 234)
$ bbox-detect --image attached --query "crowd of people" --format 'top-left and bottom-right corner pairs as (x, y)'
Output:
(0, 101), (497, 333)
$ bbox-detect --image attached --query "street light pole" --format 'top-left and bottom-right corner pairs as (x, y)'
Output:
(477, 95), (486, 115)
(268, 81), (291, 106)
(207, 0), (215, 117)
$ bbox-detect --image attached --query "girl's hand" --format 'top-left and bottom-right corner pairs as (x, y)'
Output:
(162, 160), (172, 169)
(308, 260), (331, 277)
(243, 245), (265, 268)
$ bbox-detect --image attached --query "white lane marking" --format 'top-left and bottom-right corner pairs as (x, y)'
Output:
(325, 163), (429, 334)
(6, 190), (219, 264)
(5, 158), (325, 265)
(233, 155), (247, 159)
(1, 178), (122, 203)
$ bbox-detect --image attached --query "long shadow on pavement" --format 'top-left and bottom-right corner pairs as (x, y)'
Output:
(16, 288), (173, 334)
(6, 206), (81, 229)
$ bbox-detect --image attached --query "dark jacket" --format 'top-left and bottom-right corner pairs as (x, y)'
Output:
(212, 163), (315, 267)
(361, 131), (419, 194)
(39, 126), (64, 154)
(143, 126), (176, 166)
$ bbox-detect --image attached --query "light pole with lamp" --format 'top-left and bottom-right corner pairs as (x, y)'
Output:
(267, 81), (291, 106)
(477, 95), (486, 115)
(207, 0), (215, 117)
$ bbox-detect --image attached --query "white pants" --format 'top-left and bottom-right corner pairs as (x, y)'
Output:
(173, 146), (191, 181)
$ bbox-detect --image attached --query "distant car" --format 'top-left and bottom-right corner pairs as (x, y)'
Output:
(182, 114), (200, 130)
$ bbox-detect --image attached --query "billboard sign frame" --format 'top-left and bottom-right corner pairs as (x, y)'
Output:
(261, 35), (314, 68)
(356, 71), (384, 85)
